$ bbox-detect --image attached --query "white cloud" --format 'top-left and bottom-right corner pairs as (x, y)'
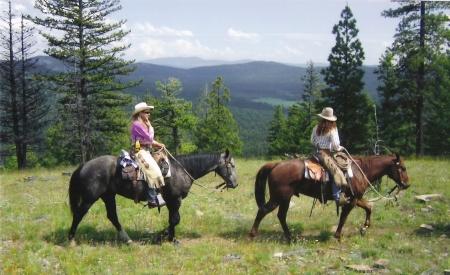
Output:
(130, 38), (227, 60)
(227, 28), (260, 42)
(132, 23), (193, 37)
(284, 45), (303, 55)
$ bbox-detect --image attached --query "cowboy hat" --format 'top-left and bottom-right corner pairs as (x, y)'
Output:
(132, 102), (154, 116)
(318, 107), (337, 121)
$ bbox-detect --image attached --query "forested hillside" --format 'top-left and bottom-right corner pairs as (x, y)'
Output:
(34, 56), (380, 157)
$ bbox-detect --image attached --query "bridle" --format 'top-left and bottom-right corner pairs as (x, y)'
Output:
(215, 155), (235, 190)
(394, 161), (408, 189)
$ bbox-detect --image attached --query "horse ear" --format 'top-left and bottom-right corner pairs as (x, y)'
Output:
(225, 148), (230, 158)
(396, 152), (400, 161)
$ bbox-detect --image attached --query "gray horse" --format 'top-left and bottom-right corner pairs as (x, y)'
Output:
(68, 149), (238, 244)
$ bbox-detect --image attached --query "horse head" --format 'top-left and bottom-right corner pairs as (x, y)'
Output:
(389, 152), (410, 190)
(215, 149), (238, 189)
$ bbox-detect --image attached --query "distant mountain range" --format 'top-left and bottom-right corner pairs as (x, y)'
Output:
(31, 56), (380, 110)
(141, 56), (328, 69)
(141, 56), (254, 69)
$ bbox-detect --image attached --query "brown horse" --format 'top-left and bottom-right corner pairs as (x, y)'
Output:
(249, 153), (410, 243)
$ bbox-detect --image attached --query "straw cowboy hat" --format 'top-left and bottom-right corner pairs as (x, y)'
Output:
(132, 102), (154, 116)
(318, 107), (337, 121)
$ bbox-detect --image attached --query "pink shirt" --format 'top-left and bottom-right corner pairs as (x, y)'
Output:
(131, 120), (155, 146)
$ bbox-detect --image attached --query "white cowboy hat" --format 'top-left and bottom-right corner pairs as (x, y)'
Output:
(132, 102), (154, 116)
(318, 107), (337, 121)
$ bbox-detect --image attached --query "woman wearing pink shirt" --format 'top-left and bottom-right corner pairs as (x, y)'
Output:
(131, 102), (165, 208)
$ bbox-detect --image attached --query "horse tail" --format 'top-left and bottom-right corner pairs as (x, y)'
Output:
(255, 162), (278, 209)
(68, 165), (83, 214)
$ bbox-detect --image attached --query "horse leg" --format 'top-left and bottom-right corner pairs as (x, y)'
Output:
(333, 201), (355, 243)
(277, 199), (294, 243)
(248, 200), (278, 241)
(68, 199), (96, 242)
(101, 194), (132, 245)
(160, 197), (181, 245)
(355, 198), (372, 236)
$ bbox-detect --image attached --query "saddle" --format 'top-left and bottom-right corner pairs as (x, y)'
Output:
(304, 155), (327, 183)
(120, 149), (170, 204)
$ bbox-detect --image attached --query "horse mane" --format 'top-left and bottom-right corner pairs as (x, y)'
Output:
(173, 152), (222, 169)
(353, 154), (395, 171)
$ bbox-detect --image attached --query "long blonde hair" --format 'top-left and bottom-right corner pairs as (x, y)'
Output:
(316, 119), (337, 136)
(133, 113), (151, 129)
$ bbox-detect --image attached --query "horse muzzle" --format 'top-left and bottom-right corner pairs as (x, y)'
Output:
(216, 181), (238, 190)
(399, 181), (410, 190)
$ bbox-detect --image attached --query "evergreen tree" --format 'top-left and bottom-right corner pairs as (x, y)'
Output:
(0, 1), (50, 169)
(152, 78), (196, 155)
(382, 1), (450, 156)
(285, 102), (315, 155)
(423, 53), (450, 156)
(267, 105), (287, 156)
(374, 50), (415, 155)
(27, 0), (141, 164)
(320, 5), (372, 154)
(300, 60), (324, 125)
(194, 77), (242, 155)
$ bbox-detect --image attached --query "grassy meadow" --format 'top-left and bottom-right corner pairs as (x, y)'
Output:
(1, 157), (449, 274)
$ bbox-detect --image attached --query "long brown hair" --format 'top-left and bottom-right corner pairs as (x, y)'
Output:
(316, 119), (337, 135)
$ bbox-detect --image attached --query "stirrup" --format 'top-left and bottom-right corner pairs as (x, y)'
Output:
(338, 192), (350, 206)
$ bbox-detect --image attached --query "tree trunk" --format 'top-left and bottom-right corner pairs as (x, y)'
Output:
(416, 1), (425, 157)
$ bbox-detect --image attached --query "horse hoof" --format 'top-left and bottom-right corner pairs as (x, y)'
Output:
(360, 228), (366, 236)
(69, 239), (77, 247)
(125, 240), (133, 245)
(248, 236), (255, 242)
(172, 239), (180, 247)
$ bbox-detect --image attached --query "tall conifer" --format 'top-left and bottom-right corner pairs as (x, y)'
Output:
(321, 5), (373, 153)
(27, 0), (141, 163)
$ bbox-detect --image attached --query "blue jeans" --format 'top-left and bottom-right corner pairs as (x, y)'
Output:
(332, 181), (342, 206)
(315, 152), (342, 206)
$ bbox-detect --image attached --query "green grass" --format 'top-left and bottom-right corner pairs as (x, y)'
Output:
(1, 158), (449, 274)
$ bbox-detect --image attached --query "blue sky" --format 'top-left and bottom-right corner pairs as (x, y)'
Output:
(6, 0), (402, 65)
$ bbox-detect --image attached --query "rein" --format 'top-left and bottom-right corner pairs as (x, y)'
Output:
(342, 148), (401, 202)
(163, 148), (228, 196)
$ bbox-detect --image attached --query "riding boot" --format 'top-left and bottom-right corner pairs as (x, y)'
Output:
(332, 182), (349, 207)
(157, 194), (166, 207)
(338, 192), (350, 206)
(147, 188), (158, 208)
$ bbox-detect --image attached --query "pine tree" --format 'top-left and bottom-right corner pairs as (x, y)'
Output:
(382, 1), (450, 156)
(285, 102), (314, 155)
(300, 60), (323, 125)
(422, 53), (450, 156)
(152, 78), (196, 155)
(374, 50), (415, 155)
(267, 105), (287, 156)
(0, 1), (50, 169)
(194, 77), (242, 155)
(320, 5), (372, 153)
(27, 0), (141, 163)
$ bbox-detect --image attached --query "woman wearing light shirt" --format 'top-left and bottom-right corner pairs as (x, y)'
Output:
(311, 107), (349, 207)
(131, 102), (165, 208)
